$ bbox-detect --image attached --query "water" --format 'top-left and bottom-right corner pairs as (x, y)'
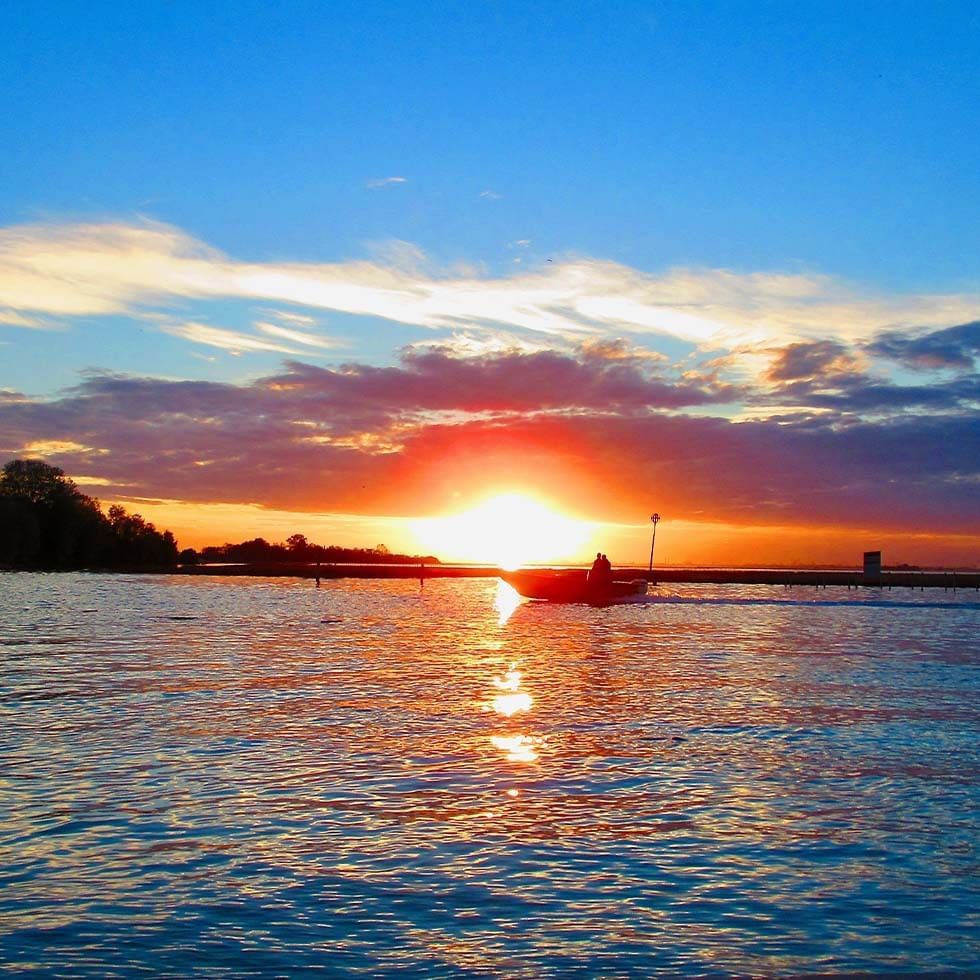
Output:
(1, 573), (978, 976)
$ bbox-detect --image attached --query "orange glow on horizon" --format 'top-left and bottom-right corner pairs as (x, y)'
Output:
(102, 496), (980, 568)
(409, 493), (591, 568)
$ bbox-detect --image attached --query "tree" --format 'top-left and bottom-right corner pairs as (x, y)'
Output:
(0, 459), (79, 506)
(106, 504), (179, 566)
(0, 497), (41, 565)
(0, 458), (182, 568)
(286, 533), (309, 558)
(1, 459), (107, 566)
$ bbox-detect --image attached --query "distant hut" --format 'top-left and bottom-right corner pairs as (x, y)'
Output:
(863, 550), (882, 579)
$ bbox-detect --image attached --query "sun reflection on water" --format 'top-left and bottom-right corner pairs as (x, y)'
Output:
(491, 691), (533, 716)
(492, 666), (522, 691)
(490, 734), (540, 763)
(493, 581), (522, 626)
(487, 660), (540, 768)
(487, 661), (534, 716)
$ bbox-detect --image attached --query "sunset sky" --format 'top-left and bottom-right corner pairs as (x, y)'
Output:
(2, 1), (979, 565)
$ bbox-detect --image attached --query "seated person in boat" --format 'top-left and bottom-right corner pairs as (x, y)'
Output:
(587, 552), (613, 589)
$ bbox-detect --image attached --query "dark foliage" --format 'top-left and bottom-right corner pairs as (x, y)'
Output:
(197, 534), (437, 565)
(0, 458), (437, 570)
(0, 458), (180, 569)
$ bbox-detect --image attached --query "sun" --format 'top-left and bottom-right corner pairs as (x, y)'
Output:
(411, 494), (589, 569)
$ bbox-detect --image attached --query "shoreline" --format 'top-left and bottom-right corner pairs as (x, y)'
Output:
(3, 563), (977, 589)
(170, 562), (980, 590)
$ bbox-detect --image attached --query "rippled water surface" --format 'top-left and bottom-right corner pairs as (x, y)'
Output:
(2, 572), (979, 976)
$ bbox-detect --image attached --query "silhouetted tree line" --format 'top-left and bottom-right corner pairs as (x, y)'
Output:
(0, 459), (179, 569)
(191, 533), (437, 566)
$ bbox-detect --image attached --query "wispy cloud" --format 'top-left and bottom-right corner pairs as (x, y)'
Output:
(2, 219), (979, 353)
(479, 189), (502, 200)
(23, 439), (102, 456)
(366, 176), (408, 188)
(254, 321), (342, 349)
(0, 309), (49, 328)
(161, 322), (307, 356)
(266, 309), (317, 326)
(403, 329), (554, 359)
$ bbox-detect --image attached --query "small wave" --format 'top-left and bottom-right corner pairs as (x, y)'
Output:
(631, 595), (980, 611)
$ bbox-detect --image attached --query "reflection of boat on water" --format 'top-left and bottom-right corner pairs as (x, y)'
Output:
(500, 569), (648, 604)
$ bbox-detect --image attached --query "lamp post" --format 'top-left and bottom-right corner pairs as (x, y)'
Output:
(648, 513), (661, 576)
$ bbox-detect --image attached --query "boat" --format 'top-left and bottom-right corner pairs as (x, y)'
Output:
(500, 569), (648, 604)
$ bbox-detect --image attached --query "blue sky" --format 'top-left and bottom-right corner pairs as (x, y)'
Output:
(1, 1), (978, 561)
(4, 1), (978, 283)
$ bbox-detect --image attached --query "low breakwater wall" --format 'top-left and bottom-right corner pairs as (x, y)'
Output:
(173, 563), (980, 590)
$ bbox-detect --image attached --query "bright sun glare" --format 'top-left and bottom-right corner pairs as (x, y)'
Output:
(411, 494), (589, 569)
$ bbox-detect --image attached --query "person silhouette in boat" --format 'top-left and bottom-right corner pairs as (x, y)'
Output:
(588, 552), (613, 591)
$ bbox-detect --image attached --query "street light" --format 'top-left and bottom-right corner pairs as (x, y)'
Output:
(648, 513), (661, 575)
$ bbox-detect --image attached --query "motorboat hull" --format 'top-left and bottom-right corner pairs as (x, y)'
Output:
(500, 569), (648, 604)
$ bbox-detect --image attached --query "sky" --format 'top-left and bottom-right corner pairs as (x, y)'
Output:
(1, 0), (979, 566)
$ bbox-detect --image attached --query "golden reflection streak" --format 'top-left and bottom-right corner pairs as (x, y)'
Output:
(492, 666), (521, 691)
(493, 580), (522, 626)
(486, 659), (541, 768)
(488, 660), (533, 716)
(491, 691), (532, 716)
(490, 734), (539, 762)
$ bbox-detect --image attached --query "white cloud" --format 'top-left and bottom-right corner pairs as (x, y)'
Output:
(366, 176), (408, 188)
(0, 221), (224, 315)
(265, 309), (317, 326)
(1, 219), (978, 353)
(254, 321), (342, 349)
(479, 189), (502, 200)
(0, 308), (50, 328)
(161, 322), (307, 356)
(403, 329), (554, 359)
